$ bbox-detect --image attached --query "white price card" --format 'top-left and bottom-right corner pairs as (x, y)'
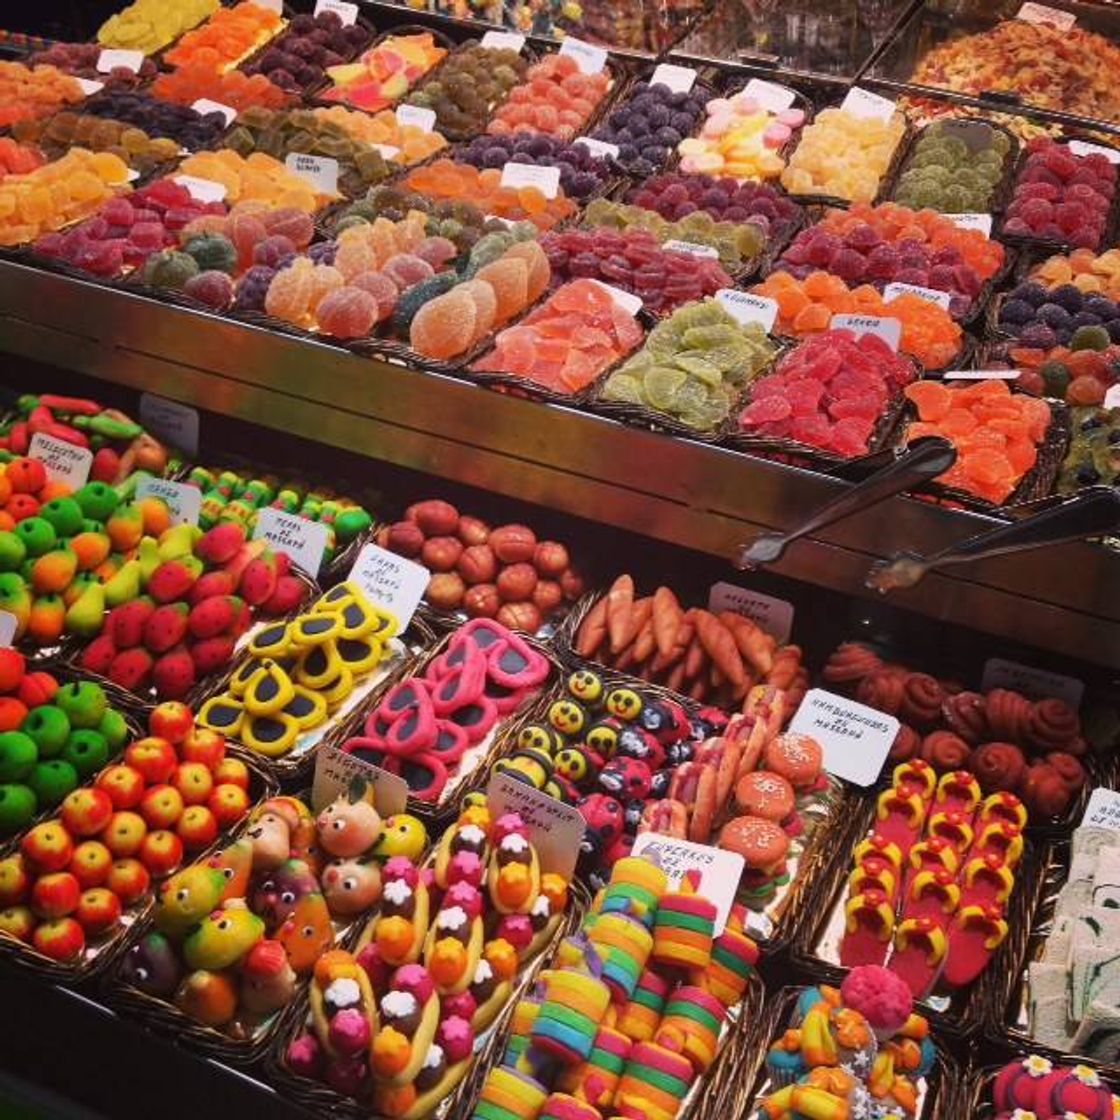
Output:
(558, 36), (607, 75)
(1083, 788), (1120, 831)
(192, 98), (237, 125)
(840, 86), (896, 123)
(649, 64), (696, 94)
(831, 314), (902, 351)
(1068, 140), (1120, 164)
(285, 152), (339, 195)
(500, 161), (561, 199)
(136, 478), (202, 527)
(97, 49), (143, 73)
(487, 772), (585, 879)
(0, 613), (16, 648)
(140, 393), (200, 455)
(250, 0), (283, 12)
(630, 833), (744, 936)
(348, 543), (428, 633)
(981, 657), (1084, 708)
(663, 239), (718, 259)
(948, 212), (994, 236)
(253, 508), (330, 576)
(590, 280), (642, 316)
(76, 78), (104, 96)
(943, 369), (1019, 380)
(1104, 384), (1120, 409)
(312, 745), (409, 814)
(1017, 2), (1076, 29)
(708, 581), (794, 644)
(884, 282), (952, 311)
(575, 136), (619, 160)
(28, 433), (92, 488)
(480, 31), (526, 53)
(742, 78), (796, 113)
(315, 0), (359, 23)
(787, 688), (899, 787)
(716, 289), (778, 333)
(173, 175), (227, 204)
(396, 103), (436, 132)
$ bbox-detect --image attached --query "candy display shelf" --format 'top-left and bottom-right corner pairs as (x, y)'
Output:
(4, 257), (1120, 669)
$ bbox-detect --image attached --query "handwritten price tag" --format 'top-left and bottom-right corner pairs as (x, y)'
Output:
(1104, 384), (1120, 409)
(708, 582), (794, 644)
(716, 289), (778, 333)
(742, 78), (796, 113)
(0, 613), (16, 648)
(831, 314), (901, 351)
(136, 478), (202, 527)
(787, 688), (899, 786)
(943, 369), (1019, 380)
(949, 212), (994, 236)
(139, 393), (200, 455)
(1017, 2), (1076, 29)
(487, 772), (584, 879)
(590, 280), (642, 316)
(630, 834), (743, 935)
(500, 162), (561, 199)
(841, 86), (896, 123)
(285, 152), (339, 195)
(649, 64), (696, 94)
(253, 508), (330, 576)
(28, 433), (92, 488)
(173, 175), (227, 204)
(663, 239), (718, 259)
(1068, 140), (1120, 164)
(981, 657), (1084, 708)
(312, 746), (409, 814)
(348, 543), (428, 633)
(884, 282), (952, 311)
(192, 98), (237, 125)
(1083, 788), (1120, 832)
(396, 104), (436, 132)
(97, 49), (144, 73)
(76, 78), (104, 96)
(559, 37), (607, 75)
(575, 136), (619, 160)
(480, 31), (526, 53)
(314, 0), (359, 23)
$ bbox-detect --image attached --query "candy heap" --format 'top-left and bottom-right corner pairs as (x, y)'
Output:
(177, 149), (336, 210)
(1058, 407), (1120, 493)
(470, 856), (759, 1120)
(999, 334), (1120, 405)
(342, 619), (552, 803)
(333, 185), (493, 255)
(998, 279), (1120, 350)
(163, 1), (284, 72)
(286, 807), (569, 1115)
(904, 380), (1052, 504)
(821, 641), (1088, 820)
(738, 330), (916, 458)
(989, 1056), (1120, 1118)
(310, 106), (447, 165)
(320, 32), (448, 113)
(458, 133), (613, 202)
(30, 43), (157, 89)
(755, 968), (935, 1118)
(780, 106), (906, 204)
(471, 279), (643, 395)
(0, 701), (251, 962)
(81, 92), (229, 148)
(243, 11), (374, 97)
(97, 0), (218, 54)
(377, 498), (584, 630)
(604, 298), (776, 431)
(150, 62), (291, 113)
(836, 761), (1021, 997)
(487, 53), (611, 141)
(14, 112), (179, 177)
(1030, 247), (1120, 301)
(121, 793), (427, 1033)
(0, 138), (46, 178)
(892, 119), (1013, 214)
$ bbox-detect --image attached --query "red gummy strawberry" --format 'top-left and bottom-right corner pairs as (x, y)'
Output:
(195, 521), (247, 566)
(239, 555), (278, 607)
(80, 632), (117, 676)
(263, 576), (304, 615)
(188, 570), (234, 605)
(108, 647), (154, 692)
(224, 540), (267, 585)
(189, 636), (235, 676)
(147, 560), (198, 604)
(188, 595), (238, 640)
(152, 647), (196, 699)
(143, 602), (190, 653)
(107, 597), (155, 649)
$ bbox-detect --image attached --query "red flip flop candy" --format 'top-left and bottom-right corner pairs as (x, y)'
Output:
(889, 916), (947, 999)
(942, 903), (1007, 989)
(933, 770), (981, 816)
(959, 854), (1014, 910)
(971, 820), (1024, 869)
(839, 888), (895, 968)
(925, 808), (974, 854)
(892, 759), (937, 802)
(901, 868), (960, 925)
(874, 788), (928, 858)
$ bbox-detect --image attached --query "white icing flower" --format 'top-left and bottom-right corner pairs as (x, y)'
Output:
(458, 825), (485, 847)
(422, 1044), (445, 1070)
(473, 959), (494, 984)
(438, 906), (469, 932)
(501, 833), (529, 854)
(1073, 1065), (1101, 1086)
(1023, 1055), (1052, 1077)
(382, 991), (418, 1019)
(383, 879), (413, 906)
(532, 895), (550, 917)
(324, 978), (361, 1007)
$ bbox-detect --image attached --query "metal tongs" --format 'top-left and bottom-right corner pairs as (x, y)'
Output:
(867, 485), (1120, 592)
(733, 437), (958, 570)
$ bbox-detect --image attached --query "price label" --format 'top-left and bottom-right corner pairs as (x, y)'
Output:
(558, 37), (608, 75)
(943, 368), (1019, 380)
(28, 433), (92, 488)
(192, 98), (237, 125)
(315, 0), (359, 23)
(371, 144), (401, 160)
(708, 582), (794, 644)
(663, 239), (718, 259)
(173, 175), (227, 204)
(285, 152), (339, 195)
(574, 136), (619, 160)
(136, 478), (201, 527)
(649, 64), (696, 94)
(1103, 384), (1120, 409)
(884, 282), (952, 311)
(500, 162), (561, 199)
(396, 104), (436, 132)
(480, 31), (526, 53)
(742, 78), (796, 113)
(139, 393), (199, 455)
(312, 745), (409, 814)
(0, 612), (16, 648)
(97, 49), (144, 73)
(250, 0), (283, 12)
(1083, 788), (1120, 831)
(1017, 2), (1076, 29)
(630, 834), (744, 936)
(590, 280), (642, 316)
(840, 86), (896, 123)
(1068, 140), (1120, 164)
(787, 688), (899, 786)
(831, 314), (901, 351)
(486, 772), (585, 879)
(253, 508), (330, 576)
(947, 212), (994, 236)
(716, 289), (778, 333)
(76, 78), (104, 96)
(348, 543), (428, 633)
(981, 657), (1084, 708)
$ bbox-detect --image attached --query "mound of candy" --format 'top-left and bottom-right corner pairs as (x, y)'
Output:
(471, 278), (643, 394)
(739, 329), (914, 456)
(1031, 247), (1120, 300)
(310, 106), (446, 165)
(541, 227), (732, 315)
(781, 105), (906, 204)
(30, 42), (157, 89)
(1059, 406), (1120, 493)
(778, 201), (1005, 317)
(605, 299), (776, 431)
(98, 0), (217, 54)
(998, 279), (1120, 350)
(244, 10), (373, 96)
(904, 379), (1051, 504)
(15, 112), (180, 177)
(80, 92), (228, 149)
(457, 132), (612, 201)
(892, 119), (1013, 214)
(177, 149), (335, 210)
(582, 198), (766, 270)
(0, 138), (45, 178)
(487, 53), (611, 140)
(0, 148), (130, 248)
(752, 270), (964, 370)
(1001, 139), (1116, 251)
(405, 159), (577, 231)
(0, 62), (85, 128)
(992, 331), (1120, 404)
(163, 1), (284, 71)
(589, 77), (709, 177)
(678, 88), (805, 182)
(151, 61), (291, 113)
(320, 32), (448, 113)
(182, 201), (314, 267)
(405, 40), (528, 138)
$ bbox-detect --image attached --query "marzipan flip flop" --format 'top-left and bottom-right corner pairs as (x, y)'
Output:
(889, 917), (947, 999)
(838, 889), (894, 968)
(942, 903), (1008, 988)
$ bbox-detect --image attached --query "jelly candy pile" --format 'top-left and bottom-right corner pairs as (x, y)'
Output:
(457, 132), (612, 201)
(892, 119), (1013, 214)
(487, 53), (611, 140)
(320, 32), (447, 113)
(997, 279), (1120, 350)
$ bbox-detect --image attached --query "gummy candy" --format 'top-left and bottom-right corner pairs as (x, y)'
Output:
(184, 269), (234, 310)
(320, 33), (447, 112)
(98, 0), (218, 55)
(176, 149), (331, 211)
(1058, 406), (1120, 494)
(487, 53), (610, 141)
(310, 106), (446, 165)
(81, 91), (228, 148)
(0, 62), (85, 128)
(30, 42), (157, 90)
(265, 256), (316, 325)
(316, 285), (378, 339)
(410, 284), (479, 360)
(457, 132), (612, 201)
(996, 278), (1120, 350)
(142, 249), (200, 290)
(14, 111), (180, 177)
(151, 62), (292, 113)
(163, 2), (284, 71)
(246, 11), (373, 96)
(892, 119), (1013, 214)
(1030, 248), (1120, 302)
(0, 138), (46, 178)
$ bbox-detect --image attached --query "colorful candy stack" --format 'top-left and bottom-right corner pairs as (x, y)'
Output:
(1030, 247), (1120, 301)
(97, 0), (218, 55)
(487, 54), (611, 141)
(988, 1055), (1120, 1119)
(319, 32), (448, 113)
(14, 112), (180, 177)
(309, 106), (447, 165)
(0, 62), (86, 128)
(175, 149), (335, 210)
(243, 11), (374, 97)
(162, 1), (284, 72)
(458, 133), (613, 203)
(80, 92), (228, 149)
